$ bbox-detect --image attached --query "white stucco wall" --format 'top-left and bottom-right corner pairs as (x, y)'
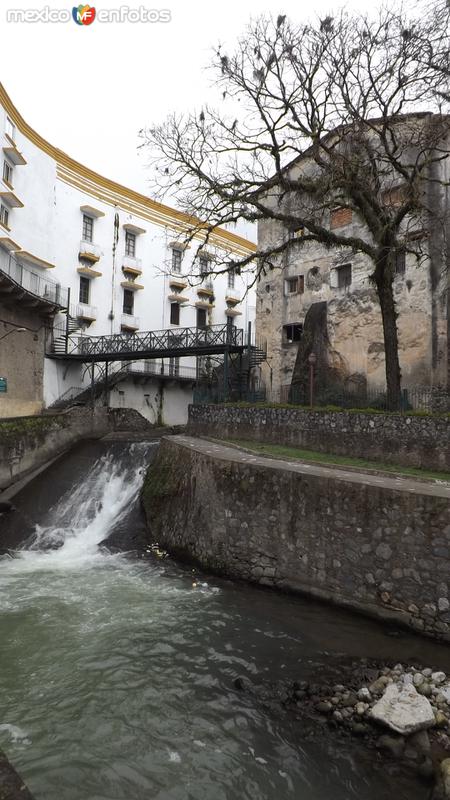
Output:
(0, 91), (256, 423)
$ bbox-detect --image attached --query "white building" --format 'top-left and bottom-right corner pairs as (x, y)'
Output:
(0, 84), (256, 424)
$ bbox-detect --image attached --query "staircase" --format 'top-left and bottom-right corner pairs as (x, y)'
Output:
(52, 314), (81, 355)
(49, 364), (128, 410)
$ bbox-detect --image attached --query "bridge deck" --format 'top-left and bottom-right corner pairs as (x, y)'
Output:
(48, 324), (246, 363)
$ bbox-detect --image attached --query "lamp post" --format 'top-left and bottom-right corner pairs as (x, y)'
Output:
(308, 352), (317, 408)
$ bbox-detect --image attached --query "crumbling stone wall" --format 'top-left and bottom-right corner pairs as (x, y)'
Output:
(142, 436), (450, 641)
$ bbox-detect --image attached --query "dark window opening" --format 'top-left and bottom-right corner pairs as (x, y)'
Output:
(79, 276), (90, 304)
(283, 323), (303, 343)
(337, 263), (352, 289)
(395, 250), (406, 275)
(123, 289), (134, 315)
(125, 231), (136, 257)
(196, 307), (207, 328)
(82, 214), (94, 243)
(285, 276), (305, 295)
(199, 256), (209, 276)
(172, 249), (182, 273)
(170, 302), (180, 325)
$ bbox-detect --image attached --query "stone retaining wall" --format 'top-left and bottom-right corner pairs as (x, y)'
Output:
(143, 436), (450, 641)
(0, 407), (153, 491)
(188, 405), (450, 471)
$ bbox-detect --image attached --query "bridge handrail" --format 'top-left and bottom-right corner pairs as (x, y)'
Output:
(62, 323), (243, 358)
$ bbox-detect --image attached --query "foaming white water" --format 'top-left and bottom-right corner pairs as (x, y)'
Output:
(8, 443), (152, 572)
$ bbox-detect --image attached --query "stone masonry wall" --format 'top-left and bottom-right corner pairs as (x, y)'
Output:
(0, 406), (154, 490)
(188, 405), (450, 471)
(142, 436), (450, 641)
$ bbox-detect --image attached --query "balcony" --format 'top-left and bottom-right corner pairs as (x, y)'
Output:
(121, 313), (140, 332)
(225, 294), (240, 306)
(120, 279), (144, 291)
(0, 245), (68, 312)
(225, 307), (242, 318)
(75, 303), (97, 322)
(168, 292), (189, 304)
(0, 190), (23, 208)
(18, 250), (56, 270)
(79, 239), (101, 263)
(197, 282), (214, 298)
(77, 265), (102, 278)
(122, 255), (142, 276)
(169, 277), (188, 291)
(195, 299), (214, 310)
(2, 136), (27, 166)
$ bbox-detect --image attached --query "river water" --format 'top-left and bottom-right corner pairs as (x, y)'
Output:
(1, 439), (449, 800)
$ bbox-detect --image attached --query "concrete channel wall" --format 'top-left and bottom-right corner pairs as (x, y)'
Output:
(143, 436), (450, 641)
(188, 405), (450, 471)
(0, 407), (153, 491)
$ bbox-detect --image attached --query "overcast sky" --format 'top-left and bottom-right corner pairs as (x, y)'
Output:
(2, 0), (365, 219)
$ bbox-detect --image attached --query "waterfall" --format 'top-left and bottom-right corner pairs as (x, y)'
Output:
(7, 442), (153, 571)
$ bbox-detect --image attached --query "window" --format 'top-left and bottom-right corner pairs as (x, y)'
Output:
(5, 117), (15, 141)
(170, 302), (180, 325)
(82, 214), (94, 243)
(196, 307), (207, 328)
(2, 160), (12, 186)
(285, 276), (305, 295)
(283, 323), (303, 343)
(382, 185), (407, 208)
(125, 231), (136, 257)
(172, 248), (182, 273)
(79, 276), (90, 304)
(199, 256), (209, 276)
(337, 263), (352, 289)
(228, 269), (235, 290)
(330, 207), (353, 229)
(123, 289), (134, 315)
(395, 250), (406, 276)
(169, 357), (180, 376)
(0, 204), (9, 228)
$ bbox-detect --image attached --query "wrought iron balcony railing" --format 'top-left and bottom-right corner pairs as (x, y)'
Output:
(0, 246), (68, 308)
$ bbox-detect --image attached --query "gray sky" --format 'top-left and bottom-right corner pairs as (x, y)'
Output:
(2, 0), (365, 201)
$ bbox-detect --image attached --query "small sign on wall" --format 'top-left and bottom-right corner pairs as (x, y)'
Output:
(0, 377), (7, 393)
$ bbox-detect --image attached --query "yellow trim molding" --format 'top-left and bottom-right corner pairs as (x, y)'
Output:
(0, 83), (256, 258)
(120, 280), (144, 291)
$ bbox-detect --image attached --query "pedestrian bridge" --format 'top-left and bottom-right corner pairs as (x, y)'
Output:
(48, 323), (247, 363)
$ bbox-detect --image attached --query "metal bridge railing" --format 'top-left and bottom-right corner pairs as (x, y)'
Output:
(58, 323), (244, 359)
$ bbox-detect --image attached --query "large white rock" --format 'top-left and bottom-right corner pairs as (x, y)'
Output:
(370, 683), (435, 735)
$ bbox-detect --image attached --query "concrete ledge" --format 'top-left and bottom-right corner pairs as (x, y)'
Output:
(143, 436), (450, 641)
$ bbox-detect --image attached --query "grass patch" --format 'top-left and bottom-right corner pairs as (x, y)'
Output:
(219, 439), (450, 483)
(217, 402), (449, 417)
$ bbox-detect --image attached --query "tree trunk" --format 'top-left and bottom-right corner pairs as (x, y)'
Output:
(374, 265), (402, 411)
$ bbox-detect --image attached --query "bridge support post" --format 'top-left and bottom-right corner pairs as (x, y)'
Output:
(91, 363), (95, 409)
(65, 287), (71, 355)
(104, 361), (109, 407)
(223, 349), (229, 403)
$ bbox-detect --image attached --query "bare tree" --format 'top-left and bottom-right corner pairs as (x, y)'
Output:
(142, 1), (450, 409)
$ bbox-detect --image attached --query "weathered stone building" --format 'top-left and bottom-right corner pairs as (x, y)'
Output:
(256, 122), (450, 407)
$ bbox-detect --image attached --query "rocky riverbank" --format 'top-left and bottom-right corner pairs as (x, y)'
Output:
(235, 659), (450, 797)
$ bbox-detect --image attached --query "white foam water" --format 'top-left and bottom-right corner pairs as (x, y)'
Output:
(5, 442), (152, 572)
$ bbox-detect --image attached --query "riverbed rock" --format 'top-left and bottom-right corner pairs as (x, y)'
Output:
(376, 734), (405, 758)
(440, 758), (450, 798)
(370, 683), (435, 735)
